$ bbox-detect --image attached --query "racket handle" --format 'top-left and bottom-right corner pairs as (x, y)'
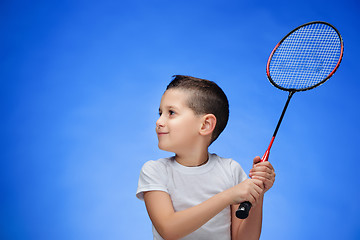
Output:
(236, 201), (252, 219)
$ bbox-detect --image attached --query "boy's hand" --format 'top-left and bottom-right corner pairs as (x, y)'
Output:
(249, 156), (276, 194)
(228, 178), (264, 206)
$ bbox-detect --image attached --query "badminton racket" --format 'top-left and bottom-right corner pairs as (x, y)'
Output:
(236, 21), (344, 219)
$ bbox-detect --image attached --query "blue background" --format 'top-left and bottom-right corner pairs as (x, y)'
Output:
(1, 0), (359, 239)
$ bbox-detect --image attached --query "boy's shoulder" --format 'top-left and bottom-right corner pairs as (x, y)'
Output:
(210, 153), (239, 165)
(141, 156), (174, 171)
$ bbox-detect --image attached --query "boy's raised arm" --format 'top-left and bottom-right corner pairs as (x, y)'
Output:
(231, 196), (263, 240)
(231, 156), (276, 240)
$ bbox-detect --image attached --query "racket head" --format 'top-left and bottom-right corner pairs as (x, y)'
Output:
(266, 21), (344, 92)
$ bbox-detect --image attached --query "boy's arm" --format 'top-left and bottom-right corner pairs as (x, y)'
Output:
(231, 156), (275, 240)
(144, 178), (263, 240)
(231, 195), (263, 240)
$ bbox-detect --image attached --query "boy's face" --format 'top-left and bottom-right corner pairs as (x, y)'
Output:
(156, 89), (203, 154)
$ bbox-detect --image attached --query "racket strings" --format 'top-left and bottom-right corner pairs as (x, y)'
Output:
(269, 23), (342, 90)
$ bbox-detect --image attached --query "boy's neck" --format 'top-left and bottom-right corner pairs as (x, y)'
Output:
(174, 148), (209, 167)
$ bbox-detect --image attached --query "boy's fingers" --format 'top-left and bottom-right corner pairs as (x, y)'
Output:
(249, 171), (273, 180)
(251, 164), (275, 176)
(252, 176), (275, 185)
(247, 185), (262, 205)
(254, 161), (274, 170)
(251, 179), (265, 190)
(249, 157), (276, 194)
(251, 173), (275, 191)
(250, 165), (275, 177)
(251, 165), (272, 173)
(253, 156), (261, 165)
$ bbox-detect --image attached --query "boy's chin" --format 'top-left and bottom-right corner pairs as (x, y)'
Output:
(158, 144), (170, 152)
(158, 144), (176, 154)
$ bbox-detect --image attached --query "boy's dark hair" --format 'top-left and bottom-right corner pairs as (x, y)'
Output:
(166, 75), (229, 144)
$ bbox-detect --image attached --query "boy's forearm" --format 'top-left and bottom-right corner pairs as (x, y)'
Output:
(154, 190), (233, 239)
(234, 195), (263, 240)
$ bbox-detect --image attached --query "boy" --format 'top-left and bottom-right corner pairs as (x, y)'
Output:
(136, 75), (275, 239)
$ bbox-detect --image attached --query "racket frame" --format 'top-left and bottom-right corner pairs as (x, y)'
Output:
(266, 21), (344, 93)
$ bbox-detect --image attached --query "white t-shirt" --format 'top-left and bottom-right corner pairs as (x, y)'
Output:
(136, 153), (248, 240)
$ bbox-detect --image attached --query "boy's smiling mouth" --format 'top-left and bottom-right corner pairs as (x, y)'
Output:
(157, 132), (169, 135)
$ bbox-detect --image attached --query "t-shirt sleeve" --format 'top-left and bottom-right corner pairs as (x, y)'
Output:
(136, 160), (169, 201)
(230, 159), (248, 186)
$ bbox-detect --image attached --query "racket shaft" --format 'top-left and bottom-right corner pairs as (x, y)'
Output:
(272, 91), (294, 138)
(261, 136), (275, 162)
(236, 91), (294, 219)
(263, 91), (294, 161)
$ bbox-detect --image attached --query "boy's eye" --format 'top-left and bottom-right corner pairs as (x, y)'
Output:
(158, 110), (176, 116)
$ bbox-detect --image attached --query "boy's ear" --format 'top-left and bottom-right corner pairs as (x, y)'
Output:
(199, 114), (216, 137)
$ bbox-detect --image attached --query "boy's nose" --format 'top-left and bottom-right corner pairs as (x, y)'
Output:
(156, 116), (165, 128)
